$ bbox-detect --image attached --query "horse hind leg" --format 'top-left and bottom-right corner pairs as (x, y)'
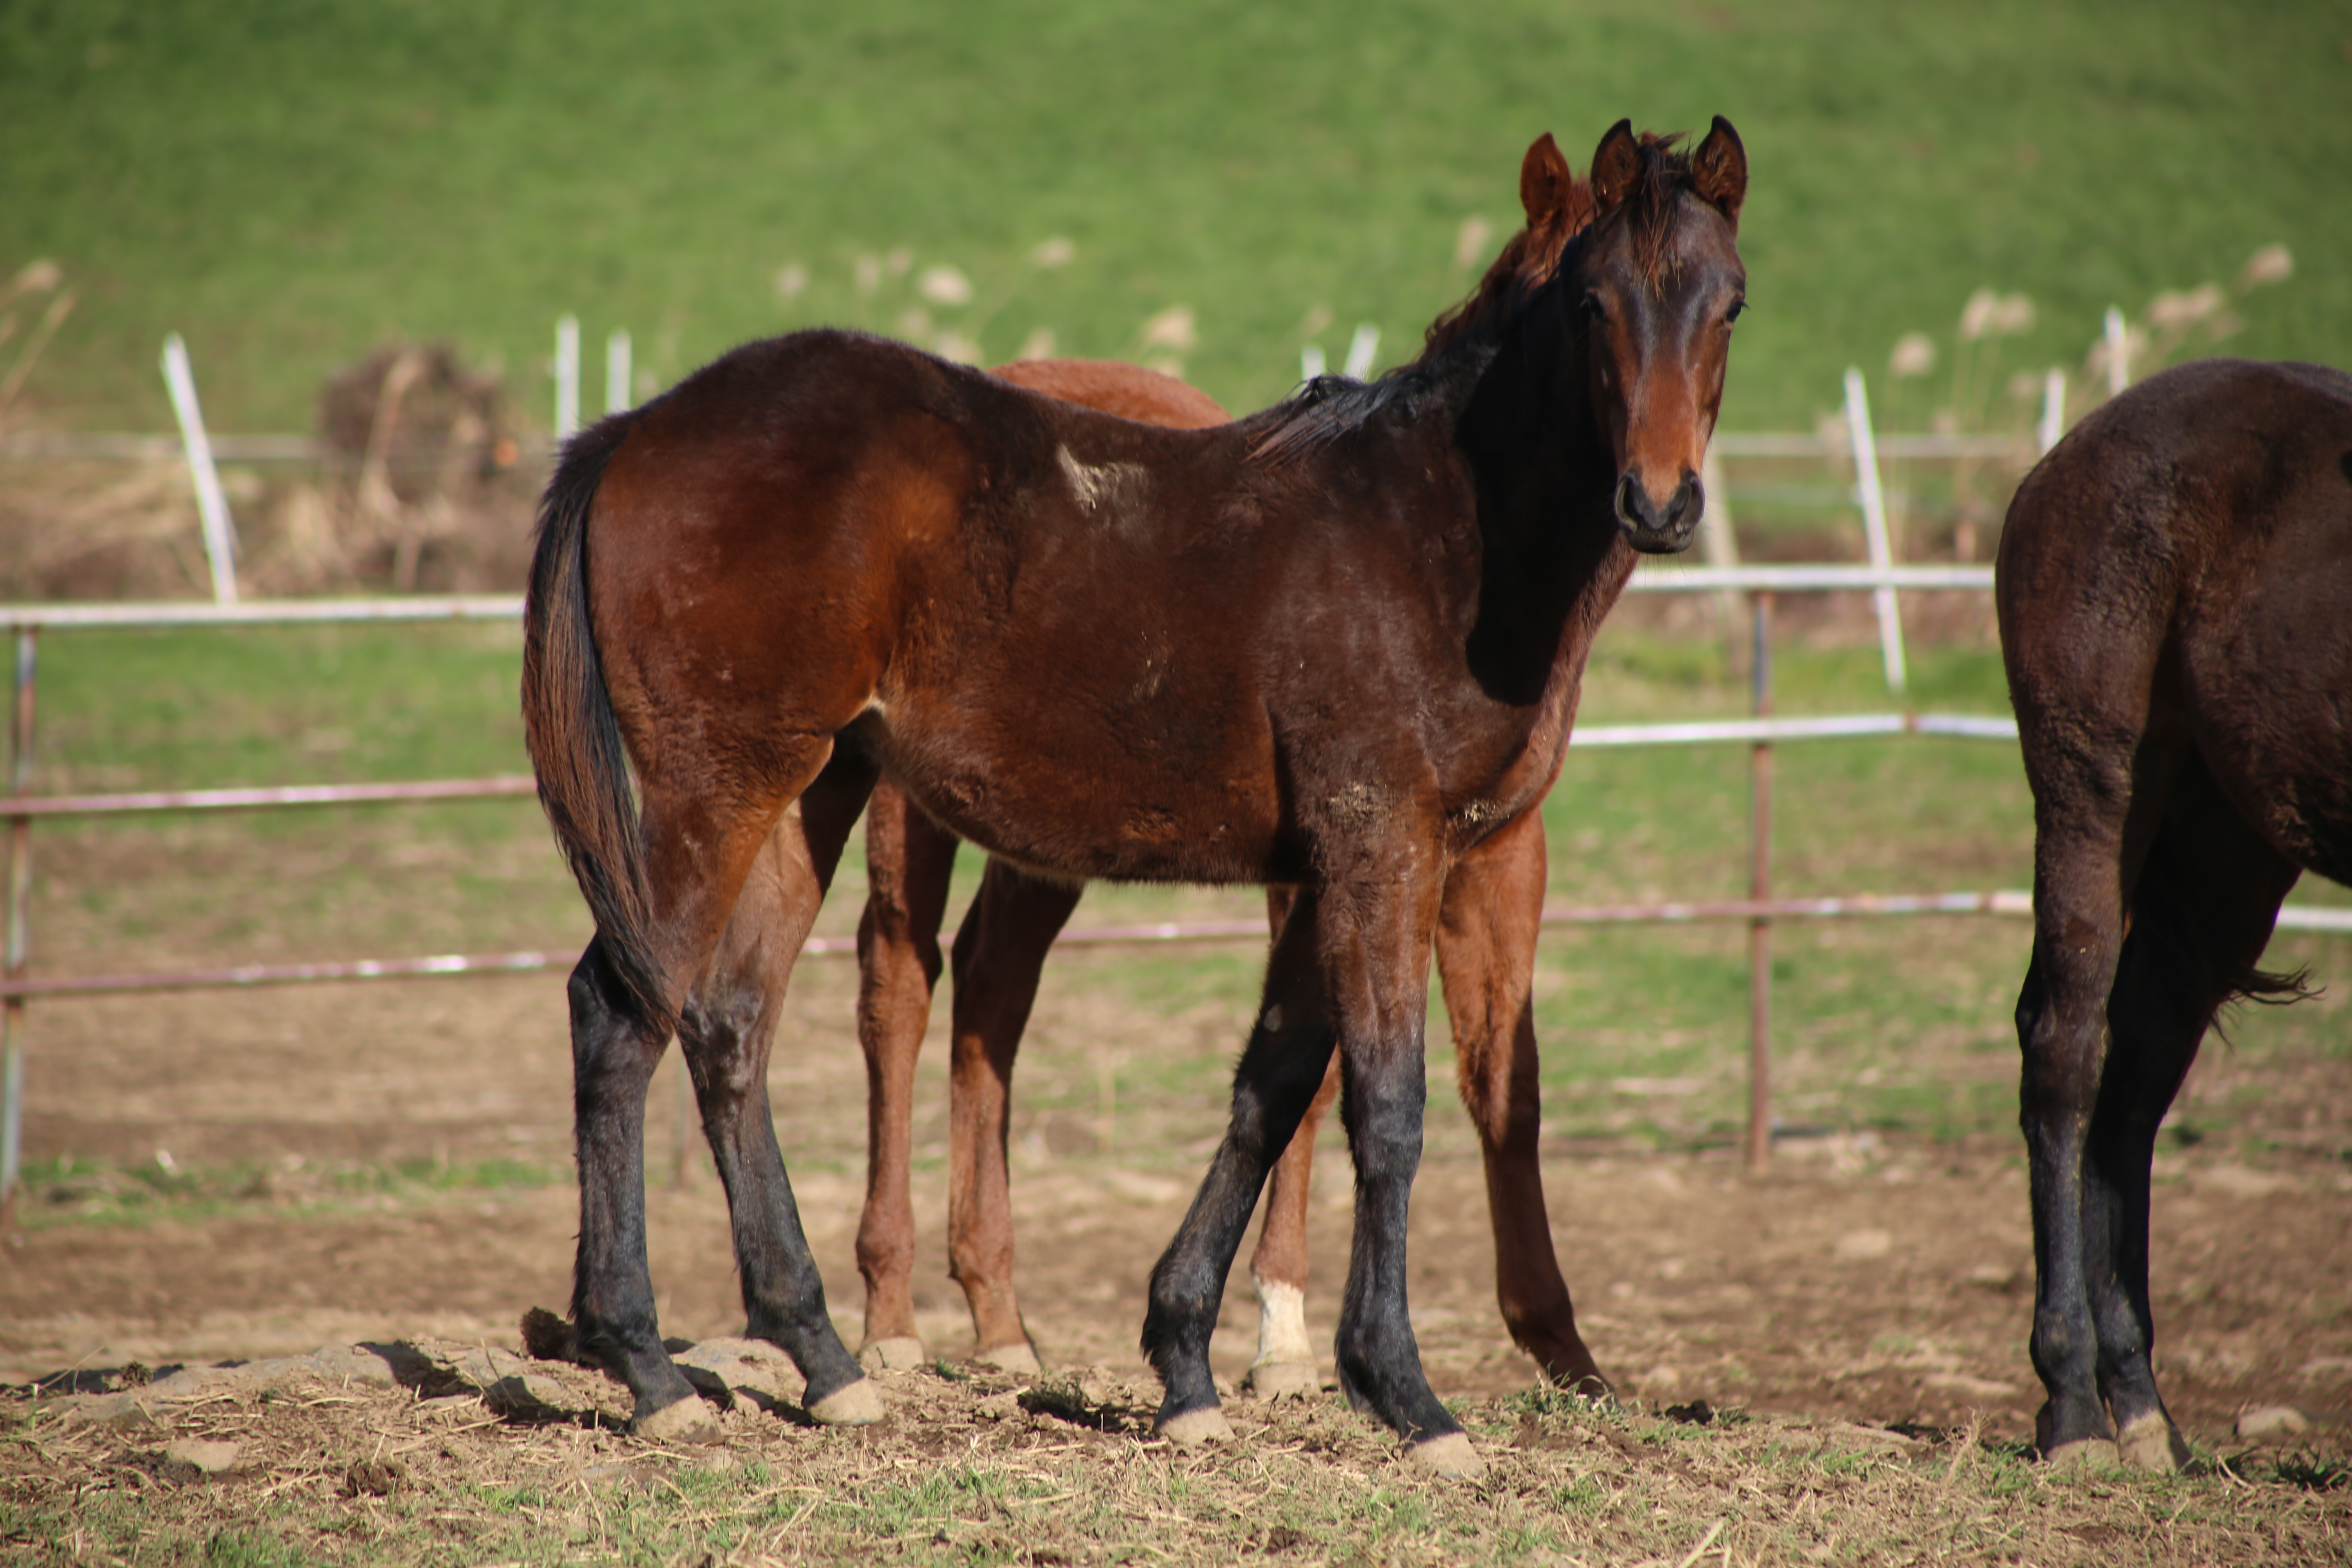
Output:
(566, 933), (698, 1429)
(944, 858), (1082, 1372)
(670, 748), (884, 1428)
(1243, 1042), (1337, 1399)
(2086, 757), (2302, 1471)
(851, 782), (958, 1371)
(566, 742), (846, 1434)
(2015, 732), (2154, 1466)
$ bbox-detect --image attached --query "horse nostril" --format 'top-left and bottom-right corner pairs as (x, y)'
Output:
(1665, 470), (1702, 531)
(1615, 472), (1649, 527)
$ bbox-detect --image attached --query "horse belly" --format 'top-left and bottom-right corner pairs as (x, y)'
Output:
(868, 690), (1285, 886)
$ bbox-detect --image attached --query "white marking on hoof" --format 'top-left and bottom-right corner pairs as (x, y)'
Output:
(976, 1342), (1043, 1376)
(1243, 1359), (1319, 1400)
(2040, 1436), (2121, 1471)
(807, 1378), (885, 1426)
(633, 1395), (719, 1444)
(1158, 1407), (1233, 1446)
(1409, 1432), (1486, 1480)
(2116, 1412), (2191, 1471)
(860, 1336), (926, 1373)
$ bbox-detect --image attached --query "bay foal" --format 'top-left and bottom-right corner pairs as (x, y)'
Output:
(523, 119), (1747, 1474)
(1998, 358), (2352, 1468)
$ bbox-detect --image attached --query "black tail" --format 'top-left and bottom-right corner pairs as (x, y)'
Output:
(521, 416), (675, 1038)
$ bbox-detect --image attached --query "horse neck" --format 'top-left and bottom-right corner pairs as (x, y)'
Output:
(1448, 298), (1633, 708)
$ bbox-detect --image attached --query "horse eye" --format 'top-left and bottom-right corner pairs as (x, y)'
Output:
(1581, 293), (1607, 323)
(1726, 298), (1747, 325)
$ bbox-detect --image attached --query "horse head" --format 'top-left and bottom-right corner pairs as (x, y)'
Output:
(1533, 117), (1746, 553)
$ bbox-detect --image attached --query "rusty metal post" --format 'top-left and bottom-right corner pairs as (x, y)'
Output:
(1, 627), (38, 1218)
(1746, 595), (1774, 1173)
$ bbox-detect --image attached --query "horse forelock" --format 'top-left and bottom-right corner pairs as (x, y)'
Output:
(1600, 132), (1714, 292)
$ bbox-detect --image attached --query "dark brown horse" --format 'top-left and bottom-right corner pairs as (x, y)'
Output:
(522, 118), (1746, 1476)
(853, 371), (1610, 1404)
(1997, 357), (2352, 1469)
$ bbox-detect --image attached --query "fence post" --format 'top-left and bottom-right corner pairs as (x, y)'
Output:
(0, 627), (36, 1220)
(2038, 370), (2067, 457)
(1842, 368), (1907, 694)
(2104, 307), (2129, 398)
(160, 336), (240, 606)
(606, 330), (633, 417)
(554, 316), (581, 440)
(1746, 593), (1774, 1174)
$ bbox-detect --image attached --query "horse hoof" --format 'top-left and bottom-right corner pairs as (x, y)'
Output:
(860, 1336), (927, 1373)
(1243, 1359), (1319, 1400)
(2116, 1413), (2191, 1471)
(807, 1378), (886, 1426)
(1158, 1407), (1233, 1446)
(975, 1342), (1042, 1376)
(1409, 1432), (1486, 1481)
(633, 1394), (719, 1444)
(2040, 1436), (2120, 1471)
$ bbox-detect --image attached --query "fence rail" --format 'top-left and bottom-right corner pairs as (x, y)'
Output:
(0, 568), (2343, 1211)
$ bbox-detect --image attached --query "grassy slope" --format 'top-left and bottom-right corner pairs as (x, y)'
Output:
(2, 0), (2347, 433)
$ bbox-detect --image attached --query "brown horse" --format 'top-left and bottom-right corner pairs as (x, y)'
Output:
(522, 118), (1747, 1475)
(853, 359), (1607, 1405)
(1997, 357), (2352, 1469)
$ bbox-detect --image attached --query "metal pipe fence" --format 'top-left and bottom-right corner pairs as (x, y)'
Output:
(0, 569), (2343, 1210)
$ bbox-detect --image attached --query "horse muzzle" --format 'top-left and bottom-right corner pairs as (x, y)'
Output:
(1615, 468), (1703, 554)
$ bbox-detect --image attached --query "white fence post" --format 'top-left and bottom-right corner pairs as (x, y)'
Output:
(2038, 369), (2067, 457)
(1842, 368), (1906, 694)
(553, 315), (581, 440)
(605, 330), (633, 417)
(1342, 323), (1380, 379)
(2104, 307), (2129, 398)
(1299, 343), (1326, 382)
(159, 335), (239, 606)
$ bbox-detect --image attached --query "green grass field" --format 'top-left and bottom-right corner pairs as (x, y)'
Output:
(4, 0), (2347, 436)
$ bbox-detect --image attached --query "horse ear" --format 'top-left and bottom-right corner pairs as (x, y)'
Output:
(1519, 132), (1575, 226)
(1690, 115), (1747, 228)
(1589, 119), (1639, 214)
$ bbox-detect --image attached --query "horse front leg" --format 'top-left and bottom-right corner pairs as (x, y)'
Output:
(1324, 871), (1478, 1477)
(945, 859), (1083, 1370)
(1435, 808), (1608, 1395)
(852, 783), (958, 1370)
(1143, 890), (1338, 1443)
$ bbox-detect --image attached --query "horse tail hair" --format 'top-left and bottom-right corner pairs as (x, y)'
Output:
(521, 416), (675, 1038)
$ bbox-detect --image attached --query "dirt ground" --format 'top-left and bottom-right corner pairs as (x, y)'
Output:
(5, 954), (2348, 1457)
